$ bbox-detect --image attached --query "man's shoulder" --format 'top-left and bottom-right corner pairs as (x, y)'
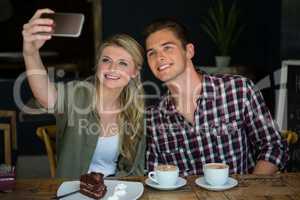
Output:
(208, 73), (254, 88)
(211, 73), (248, 82)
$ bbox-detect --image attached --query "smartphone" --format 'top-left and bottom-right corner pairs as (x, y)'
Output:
(40, 12), (85, 37)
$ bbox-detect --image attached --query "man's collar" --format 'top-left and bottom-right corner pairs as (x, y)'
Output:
(158, 71), (217, 114)
(201, 73), (217, 101)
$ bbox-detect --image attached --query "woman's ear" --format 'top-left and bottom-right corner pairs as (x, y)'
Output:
(185, 43), (195, 59)
(131, 67), (140, 79)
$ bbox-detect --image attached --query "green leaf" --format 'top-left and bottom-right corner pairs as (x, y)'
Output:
(231, 25), (245, 48)
(200, 0), (244, 56)
(201, 23), (217, 44)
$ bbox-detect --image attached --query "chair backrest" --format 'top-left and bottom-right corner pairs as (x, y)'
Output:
(36, 125), (57, 178)
(0, 123), (12, 165)
(0, 110), (17, 151)
(281, 130), (299, 172)
(282, 130), (298, 145)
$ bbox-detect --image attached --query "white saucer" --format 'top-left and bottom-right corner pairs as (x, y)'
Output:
(145, 177), (187, 190)
(195, 177), (238, 191)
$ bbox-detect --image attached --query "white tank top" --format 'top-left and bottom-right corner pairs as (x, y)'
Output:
(88, 134), (119, 177)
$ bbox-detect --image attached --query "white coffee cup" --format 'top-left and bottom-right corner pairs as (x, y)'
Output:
(148, 164), (179, 187)
(203, 163), (229, 186)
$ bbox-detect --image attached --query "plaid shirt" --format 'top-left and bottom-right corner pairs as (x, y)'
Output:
(146, 73), (288, 176)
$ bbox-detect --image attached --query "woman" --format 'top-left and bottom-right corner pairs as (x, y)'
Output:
(22, 9), (145, 178)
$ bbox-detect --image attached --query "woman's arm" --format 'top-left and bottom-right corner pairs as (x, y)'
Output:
(22, 8), (57, 109)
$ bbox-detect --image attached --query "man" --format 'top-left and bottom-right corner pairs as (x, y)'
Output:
(144, 18), (288, 176)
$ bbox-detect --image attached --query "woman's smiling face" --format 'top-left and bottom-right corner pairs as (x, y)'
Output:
(96, 45), (138, 89)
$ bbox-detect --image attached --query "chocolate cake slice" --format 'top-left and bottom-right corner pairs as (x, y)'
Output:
(80, 172), (107, 199)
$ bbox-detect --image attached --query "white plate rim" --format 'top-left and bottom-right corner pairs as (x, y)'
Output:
(195, 177), (238, 191)
(57, 180), (144, 200)
(145, 177), (187, 190)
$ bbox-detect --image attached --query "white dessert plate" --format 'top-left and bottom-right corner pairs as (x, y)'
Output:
(195, 176), (238, 191)
(57, 180), (144, 200)
(145, 177), (187, 190)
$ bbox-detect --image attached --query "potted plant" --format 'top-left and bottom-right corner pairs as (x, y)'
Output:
(201, 0), (244, 67)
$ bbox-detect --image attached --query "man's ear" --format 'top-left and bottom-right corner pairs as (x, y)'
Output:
(186, 43), (195, 59)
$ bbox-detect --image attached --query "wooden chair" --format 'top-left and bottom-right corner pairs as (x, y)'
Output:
(0, 123), (12, 165)
(282, 130), (298, 145)
(282, 130), (299, 172)
(0, 110), (17, 166)
(36, 125), (57, 178)
(0, 110), (17, 151)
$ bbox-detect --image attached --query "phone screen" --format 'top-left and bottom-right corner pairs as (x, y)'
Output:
(41, 13), (84, 37)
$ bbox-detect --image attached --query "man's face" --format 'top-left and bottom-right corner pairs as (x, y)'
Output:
(146, 29), (193, 82)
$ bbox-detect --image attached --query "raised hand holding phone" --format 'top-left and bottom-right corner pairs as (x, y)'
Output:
(22, 9), (85, 56)
(22, 8), (55, 56)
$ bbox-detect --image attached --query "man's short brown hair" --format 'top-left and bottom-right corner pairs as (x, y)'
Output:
(143, 18), (191, 48)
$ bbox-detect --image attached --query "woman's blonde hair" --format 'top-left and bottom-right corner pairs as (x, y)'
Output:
(95, 34), (145, 165)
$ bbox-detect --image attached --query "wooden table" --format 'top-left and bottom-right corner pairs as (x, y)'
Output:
(1, 173), (300, 200)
